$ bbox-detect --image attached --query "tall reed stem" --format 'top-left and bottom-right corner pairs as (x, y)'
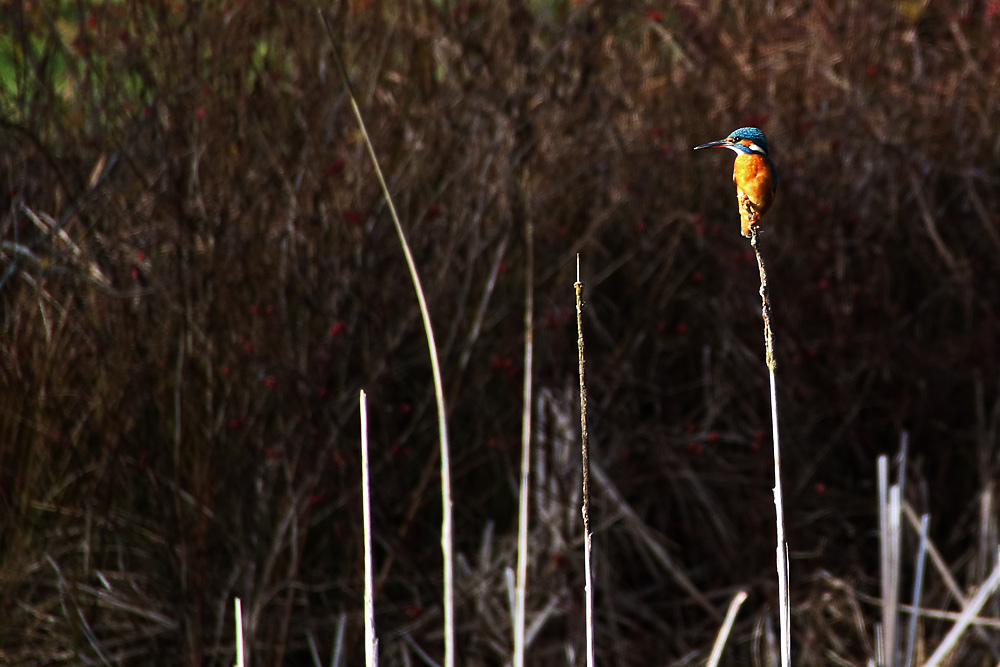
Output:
(750, 229), (790, 667)
(319, 14), (454, 666)
(360, 390), (378, 667)
(574, 255), (595, 667)
(513, 215), (534, 667)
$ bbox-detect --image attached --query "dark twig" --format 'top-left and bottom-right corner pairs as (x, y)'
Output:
(574, 255), (595, 667)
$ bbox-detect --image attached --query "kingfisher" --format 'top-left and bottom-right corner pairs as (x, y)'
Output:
(694, 127), (777, 238)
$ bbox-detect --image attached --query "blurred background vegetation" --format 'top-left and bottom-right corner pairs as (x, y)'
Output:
(3, 0), (1000, 665)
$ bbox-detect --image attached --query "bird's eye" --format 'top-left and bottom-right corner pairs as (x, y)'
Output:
(727, 137), (737, 142)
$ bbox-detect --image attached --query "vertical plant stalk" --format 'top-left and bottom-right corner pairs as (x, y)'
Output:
(750, 229), (790, 667)
(234, 598), (245, 667)
(878, 455), (902, 667)
(574, 255), (596, 667)
(319, 14), (453, 667)
(360, 390), (379, 667)
(331, 612), (348, 667)
(513, 217), (534, 667)
(903, 513), (930, 667)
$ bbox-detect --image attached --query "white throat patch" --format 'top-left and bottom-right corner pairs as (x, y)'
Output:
(725, 141), (767, 156)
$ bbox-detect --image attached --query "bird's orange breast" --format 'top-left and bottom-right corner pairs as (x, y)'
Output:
(732, 153), (775, 214)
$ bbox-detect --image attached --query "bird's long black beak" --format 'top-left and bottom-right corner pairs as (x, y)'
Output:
(693, 138), (729, 151)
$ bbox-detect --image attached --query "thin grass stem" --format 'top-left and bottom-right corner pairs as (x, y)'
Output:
(879, 455), (903, 667)
(923, 561), (1000, 667)
(361, 390), (378, 667)
(319, 14), (454, 667)
(707, 590), (748, 667)
(904, 514), (930, 667)
(234, 597), (245, 667)
(750, 228), (790, 667)
(513, 217), (534, 667)
(574, 255), (595, 667)
(330, 612), (347, 667)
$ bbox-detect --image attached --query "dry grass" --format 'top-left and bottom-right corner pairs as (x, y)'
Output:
(3, 0), (1000, 665)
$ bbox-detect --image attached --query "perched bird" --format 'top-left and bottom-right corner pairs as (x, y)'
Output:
(694, 127), (777, 237)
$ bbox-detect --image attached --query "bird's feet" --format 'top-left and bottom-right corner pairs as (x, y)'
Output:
(739, 195), (759, 238)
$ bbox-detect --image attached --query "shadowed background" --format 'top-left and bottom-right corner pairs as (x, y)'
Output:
(2, 0), (1000, 665)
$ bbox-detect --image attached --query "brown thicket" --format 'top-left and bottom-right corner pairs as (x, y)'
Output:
(3, 1), (1000, 665)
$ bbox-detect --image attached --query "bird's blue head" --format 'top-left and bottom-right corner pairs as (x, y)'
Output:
(728, 127), (770, 155)
(694, 126), (770, 156)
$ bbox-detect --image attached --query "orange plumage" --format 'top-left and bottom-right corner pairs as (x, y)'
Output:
(733, 150), (775, 237)
(693, 127), (777, 238)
